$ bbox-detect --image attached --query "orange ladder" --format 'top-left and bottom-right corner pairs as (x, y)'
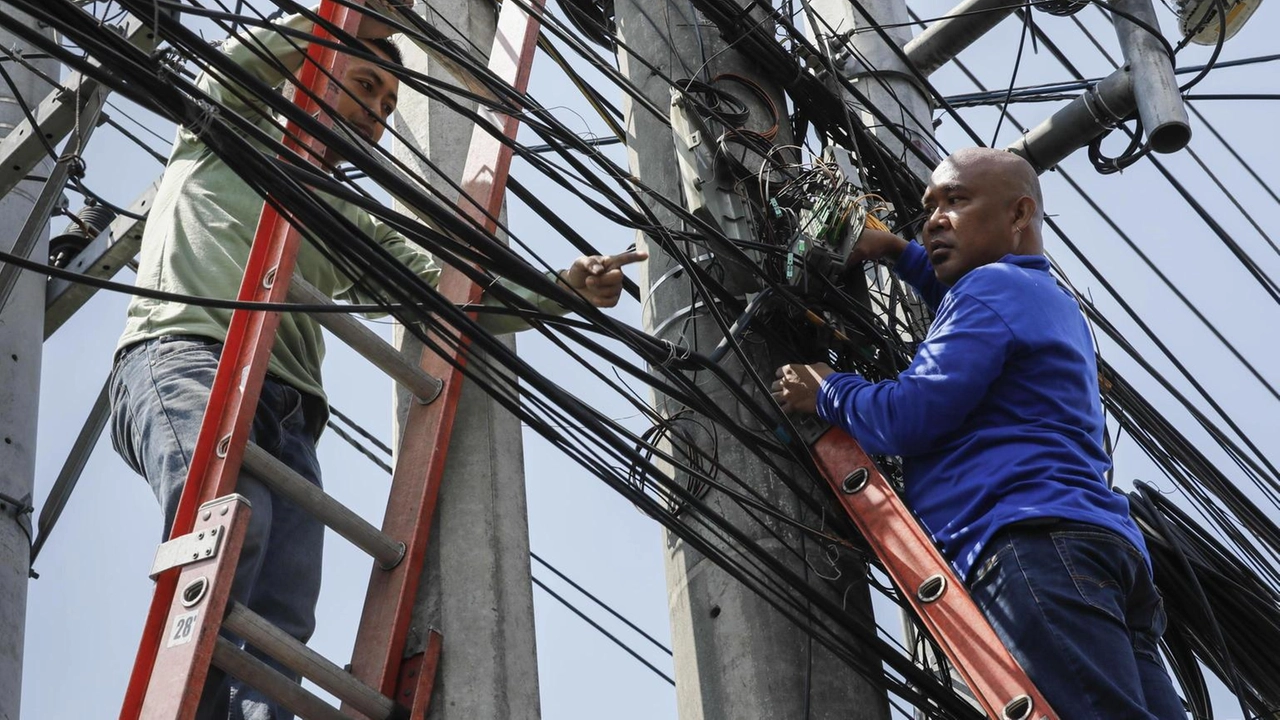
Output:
(118, 0), (546, 716)
(811, 428), (1060, 720)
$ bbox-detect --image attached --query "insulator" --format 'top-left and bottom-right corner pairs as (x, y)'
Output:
(49, 205), (117, 269)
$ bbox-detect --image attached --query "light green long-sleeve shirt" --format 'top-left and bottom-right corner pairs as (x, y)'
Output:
(119, 14), (559, 402)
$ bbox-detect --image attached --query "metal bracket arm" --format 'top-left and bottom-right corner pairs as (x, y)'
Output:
(45, 179), (159, 337)
(0, 17), (157, 200)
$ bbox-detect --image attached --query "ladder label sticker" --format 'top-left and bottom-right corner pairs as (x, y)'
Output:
(167, 610), (200, 648)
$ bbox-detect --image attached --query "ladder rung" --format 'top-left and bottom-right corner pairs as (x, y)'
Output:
(222, 602), (401, 720)
(288, 278), (442, 403)
(212, 636), (357, 720)
(242, 442), (405, 569)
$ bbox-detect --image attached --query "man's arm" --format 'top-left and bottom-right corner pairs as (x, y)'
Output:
(854, 229), (947, 311)
(333, 229), (548, 334)
(475, 250), (648, 333)
(196, 13), (317, 117)
(774, 289), (1013, 456)
(891, 242), (948, 311)
(338, 226), (644, 333)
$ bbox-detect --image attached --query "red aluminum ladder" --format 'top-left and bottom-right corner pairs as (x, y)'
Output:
(810, 428), (1060, 720)
(118, 0), (547, 716)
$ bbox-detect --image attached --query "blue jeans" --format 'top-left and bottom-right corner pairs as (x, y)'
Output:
(968, 521), (1186, 720)
(109, 335), (324, 720)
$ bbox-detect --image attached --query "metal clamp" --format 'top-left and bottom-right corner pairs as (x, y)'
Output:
(150, 525), (225, 578)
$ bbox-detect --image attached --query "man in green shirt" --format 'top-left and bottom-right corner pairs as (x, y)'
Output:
(108, 6), (641, 718)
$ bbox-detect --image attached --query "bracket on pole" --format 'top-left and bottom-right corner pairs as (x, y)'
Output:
(670, 90), (761, 295)
(903, 0), (1016, 78)
(1009, 68), (1137, 173)
(44, 179), (158, 337)
(1009, 0), (1189, 172)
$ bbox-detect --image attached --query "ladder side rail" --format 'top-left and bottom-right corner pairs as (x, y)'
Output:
(135, 495), (252, 718)
(811, 429), (1060, 720)
(345, 0), (548, 705)
(121, 4), (366, 716)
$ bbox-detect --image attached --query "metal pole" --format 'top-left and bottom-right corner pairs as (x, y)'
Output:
(903, 0), (1017, 77)
(806, 0), (938, 180)
(1110, 0), (1190, 152)
(615, 2), (889, 718)
(0, 8), (56, 717)
(389, 2), (541, 717)
(1009, 67), (1138, 172)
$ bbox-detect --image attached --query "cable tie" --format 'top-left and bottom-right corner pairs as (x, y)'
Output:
(658, 339), (692, 367)
(187, 98), (220, 137)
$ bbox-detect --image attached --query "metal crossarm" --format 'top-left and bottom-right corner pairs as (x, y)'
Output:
(810, 429), (1060, 720)
(120, 3), (368, 716)
(345, 0), (548, 709)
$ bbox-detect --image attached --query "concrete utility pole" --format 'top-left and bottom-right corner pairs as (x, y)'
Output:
(616, 2), (889, 718)
(0, 6), (56, 718)
(805, 0), (938, 181)
(805, 0), (954, 705)
(389, 2), (541, 718)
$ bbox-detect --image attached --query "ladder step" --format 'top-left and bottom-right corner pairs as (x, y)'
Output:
(222, 602), (401, 720)
(242, 442), (405, 569)
(288, 278), (442, 403)
(212, 637), (357, 720)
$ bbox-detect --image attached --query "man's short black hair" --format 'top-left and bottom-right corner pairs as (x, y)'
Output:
(362, 36), (403, 66)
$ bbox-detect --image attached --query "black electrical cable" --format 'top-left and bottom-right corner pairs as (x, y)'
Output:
(532, 575), (676, 686)
(943, 52), (1280, 108)
(991, 3), (1032, 146)
(530, 552), (673, 657)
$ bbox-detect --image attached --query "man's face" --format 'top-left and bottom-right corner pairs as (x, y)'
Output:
(333, 49), (399, 144)
(919, 158), (1020, 286)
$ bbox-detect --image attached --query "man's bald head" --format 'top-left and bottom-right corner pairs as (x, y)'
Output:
(940, 147), (1044, 229)
(919, 148), (1046, 284)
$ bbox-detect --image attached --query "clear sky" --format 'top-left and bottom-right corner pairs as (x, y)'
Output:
(18, 0), (1280, 718)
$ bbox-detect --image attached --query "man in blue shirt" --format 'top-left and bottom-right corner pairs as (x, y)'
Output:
(772, 148), (1184, 719)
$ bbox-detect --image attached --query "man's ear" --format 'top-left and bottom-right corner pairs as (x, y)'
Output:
(1011, 196), (1037, 241)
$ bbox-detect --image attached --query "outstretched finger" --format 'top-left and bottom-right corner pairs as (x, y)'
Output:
(601, 250), (649, 270)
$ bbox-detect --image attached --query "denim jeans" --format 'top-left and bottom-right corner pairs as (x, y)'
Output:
(109, 335), (324, 720)
(968, 521), (1186, 720)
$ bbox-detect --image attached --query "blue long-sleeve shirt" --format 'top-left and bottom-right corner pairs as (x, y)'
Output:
(816, 242), (1147, 580)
